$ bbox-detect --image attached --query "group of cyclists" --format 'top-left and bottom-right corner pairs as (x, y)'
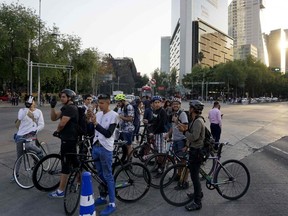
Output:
(11, 89), (211, 215)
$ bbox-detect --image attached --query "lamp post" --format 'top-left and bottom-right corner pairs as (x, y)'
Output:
(37, 0), (41, 105)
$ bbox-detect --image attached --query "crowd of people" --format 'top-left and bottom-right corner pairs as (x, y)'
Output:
(11, 89), (224, 215)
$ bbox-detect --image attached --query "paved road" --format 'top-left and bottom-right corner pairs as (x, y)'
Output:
(0, 101), (288, 215)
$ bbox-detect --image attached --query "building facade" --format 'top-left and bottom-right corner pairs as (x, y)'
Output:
(160, 36), (171, 73)
(228, 0), (266, 63)
(170, 0), (231, 83)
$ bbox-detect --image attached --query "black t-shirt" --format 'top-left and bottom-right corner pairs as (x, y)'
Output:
(150, 107), (168, 134)
(60, 104), (79, 141)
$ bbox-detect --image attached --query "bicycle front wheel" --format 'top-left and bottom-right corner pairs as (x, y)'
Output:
(64, 169), (81, 216)
(214, 159), (250, 200)
(13, 152), (39, 189)
(32, 153), (61, 192)
(114, 162), (151, 202)
(145, 153), (175, 189)
(159, 163), (194, 207)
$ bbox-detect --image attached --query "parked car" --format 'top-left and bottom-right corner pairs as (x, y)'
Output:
(0, 95), (9, 101)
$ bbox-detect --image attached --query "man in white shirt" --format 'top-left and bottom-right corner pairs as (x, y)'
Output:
(90, 93), (119, 216)
(208, 101), (222, 149)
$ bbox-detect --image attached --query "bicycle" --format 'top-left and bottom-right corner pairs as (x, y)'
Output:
(159, 142), (250, 206)
(32, 135), (93, 192)
(63, 140), (151, 216)
(12, 135), (49, 189)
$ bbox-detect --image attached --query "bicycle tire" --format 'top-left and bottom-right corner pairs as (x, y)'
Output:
(64, 169), (81, 216)
(214, 159), (250, 200)
(114, 162), (151, 202)
(13, 152), (39, 189)
(32, 153), (61, 192)
(159, 163), (194, 206)
(145, 153), (175, 189)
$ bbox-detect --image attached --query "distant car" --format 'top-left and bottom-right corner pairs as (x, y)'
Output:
(125, 94), (135, 103)
(0, 95), (9, 101)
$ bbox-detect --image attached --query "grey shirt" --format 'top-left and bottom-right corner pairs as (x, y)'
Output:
(184, 116), (205, 149)
(172, 110), (188, 141)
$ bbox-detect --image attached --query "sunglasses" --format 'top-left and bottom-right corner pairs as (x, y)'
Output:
(98, 94), (110, 100)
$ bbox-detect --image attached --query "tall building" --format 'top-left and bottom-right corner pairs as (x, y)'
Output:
(265, 29), (287, 73)
(170, 0), (233, 83)
(228, 0), (266, 62)
(160, 36), (171, 73)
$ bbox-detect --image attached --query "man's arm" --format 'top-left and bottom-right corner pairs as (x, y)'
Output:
(50, 108), (61, 121)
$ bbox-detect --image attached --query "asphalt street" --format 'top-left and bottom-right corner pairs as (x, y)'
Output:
(0, 101), (288, 216)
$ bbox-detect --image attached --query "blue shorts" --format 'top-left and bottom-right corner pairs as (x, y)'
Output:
(121, 131), (133, 145)
(173, 139), (186, 155)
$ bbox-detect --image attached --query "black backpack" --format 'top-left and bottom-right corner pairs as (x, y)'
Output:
(77, 106), (88, 136)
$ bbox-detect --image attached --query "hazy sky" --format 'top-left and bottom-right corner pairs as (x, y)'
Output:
(2, 0), (288, 76)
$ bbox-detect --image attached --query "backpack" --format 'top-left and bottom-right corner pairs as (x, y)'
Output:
(184, 113), (215, 161)
(77, 106), (88, 136)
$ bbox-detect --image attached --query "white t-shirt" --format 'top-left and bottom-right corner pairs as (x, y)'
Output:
(17, 108), (45, 136)
(93, 110), (119, 151)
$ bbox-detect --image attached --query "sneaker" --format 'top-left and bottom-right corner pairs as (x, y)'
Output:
(94, 197), (108, 206)
(100, 204), (116, 216)
(174, 181), (189, 190)
(48, 190), (64, 198)
(185, 201), (202, 211)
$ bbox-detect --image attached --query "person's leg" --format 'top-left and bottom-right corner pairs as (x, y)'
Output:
(99, 147), (115, 204)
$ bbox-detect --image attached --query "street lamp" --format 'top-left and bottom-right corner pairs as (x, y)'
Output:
(37, 0), (41, 105)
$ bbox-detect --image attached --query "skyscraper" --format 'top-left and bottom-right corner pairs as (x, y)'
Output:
(228, 0), (266, 62)
(170, 0), (233, 83)
(160, 36), (171, 73)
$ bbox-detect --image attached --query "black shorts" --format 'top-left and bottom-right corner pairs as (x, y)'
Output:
(60, 140), (79, 174)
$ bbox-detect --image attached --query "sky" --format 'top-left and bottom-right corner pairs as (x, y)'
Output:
(2, 0), (288, 76)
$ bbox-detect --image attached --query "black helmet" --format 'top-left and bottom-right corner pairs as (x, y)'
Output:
(61, 89), (76, 101)
(189, 100), (204, 112)
(24, 95), (34, 108)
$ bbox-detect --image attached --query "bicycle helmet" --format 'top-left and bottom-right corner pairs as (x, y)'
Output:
(115, 93), (126, 101)
(152, 95), (162, 102)
(24, 95), (34, 108)
(189, 100), (204, 112)
(60, 89), (76, 101)
(171, 97), (181, 104)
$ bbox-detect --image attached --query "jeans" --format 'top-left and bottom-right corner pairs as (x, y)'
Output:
(210, 123), (221, 142)
(92, 145), (115, 203)
(173, 139), (186, 156)
(188, 149), (202, 204)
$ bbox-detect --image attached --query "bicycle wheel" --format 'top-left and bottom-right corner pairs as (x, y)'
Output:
(32, 153), (61, 192)
(13, 152), (39, 189)
(159, 163), (194, 206)
(64, 169), (81, 216)
(145, 153), (175, 189)
(214, 159), (250, 200)
(114, 162), (151, 202)
(201, 151), (216, 177)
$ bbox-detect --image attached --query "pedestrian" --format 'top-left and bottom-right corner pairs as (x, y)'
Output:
(11, 95), (45, 182)
(132, 98), (142, 144)
(90, 94), (119, 216)
(165, 96), (188, 160)
(114, 93), (134, 159)
(177, 100), (205, 211)
(48, 89), (79, 198)
(82, 94), (95, 142)
(208, 101), (222, 149)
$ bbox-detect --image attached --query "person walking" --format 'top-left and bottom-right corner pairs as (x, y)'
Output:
(48, 89), (79, 198)
(208, 101), (222, 149)
(178, 100), (205, 211)
(11, 95), (45, 182)
(90, 94), (119, 216)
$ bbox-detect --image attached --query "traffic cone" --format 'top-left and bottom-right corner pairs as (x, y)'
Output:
(79, 172), (96, 216)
